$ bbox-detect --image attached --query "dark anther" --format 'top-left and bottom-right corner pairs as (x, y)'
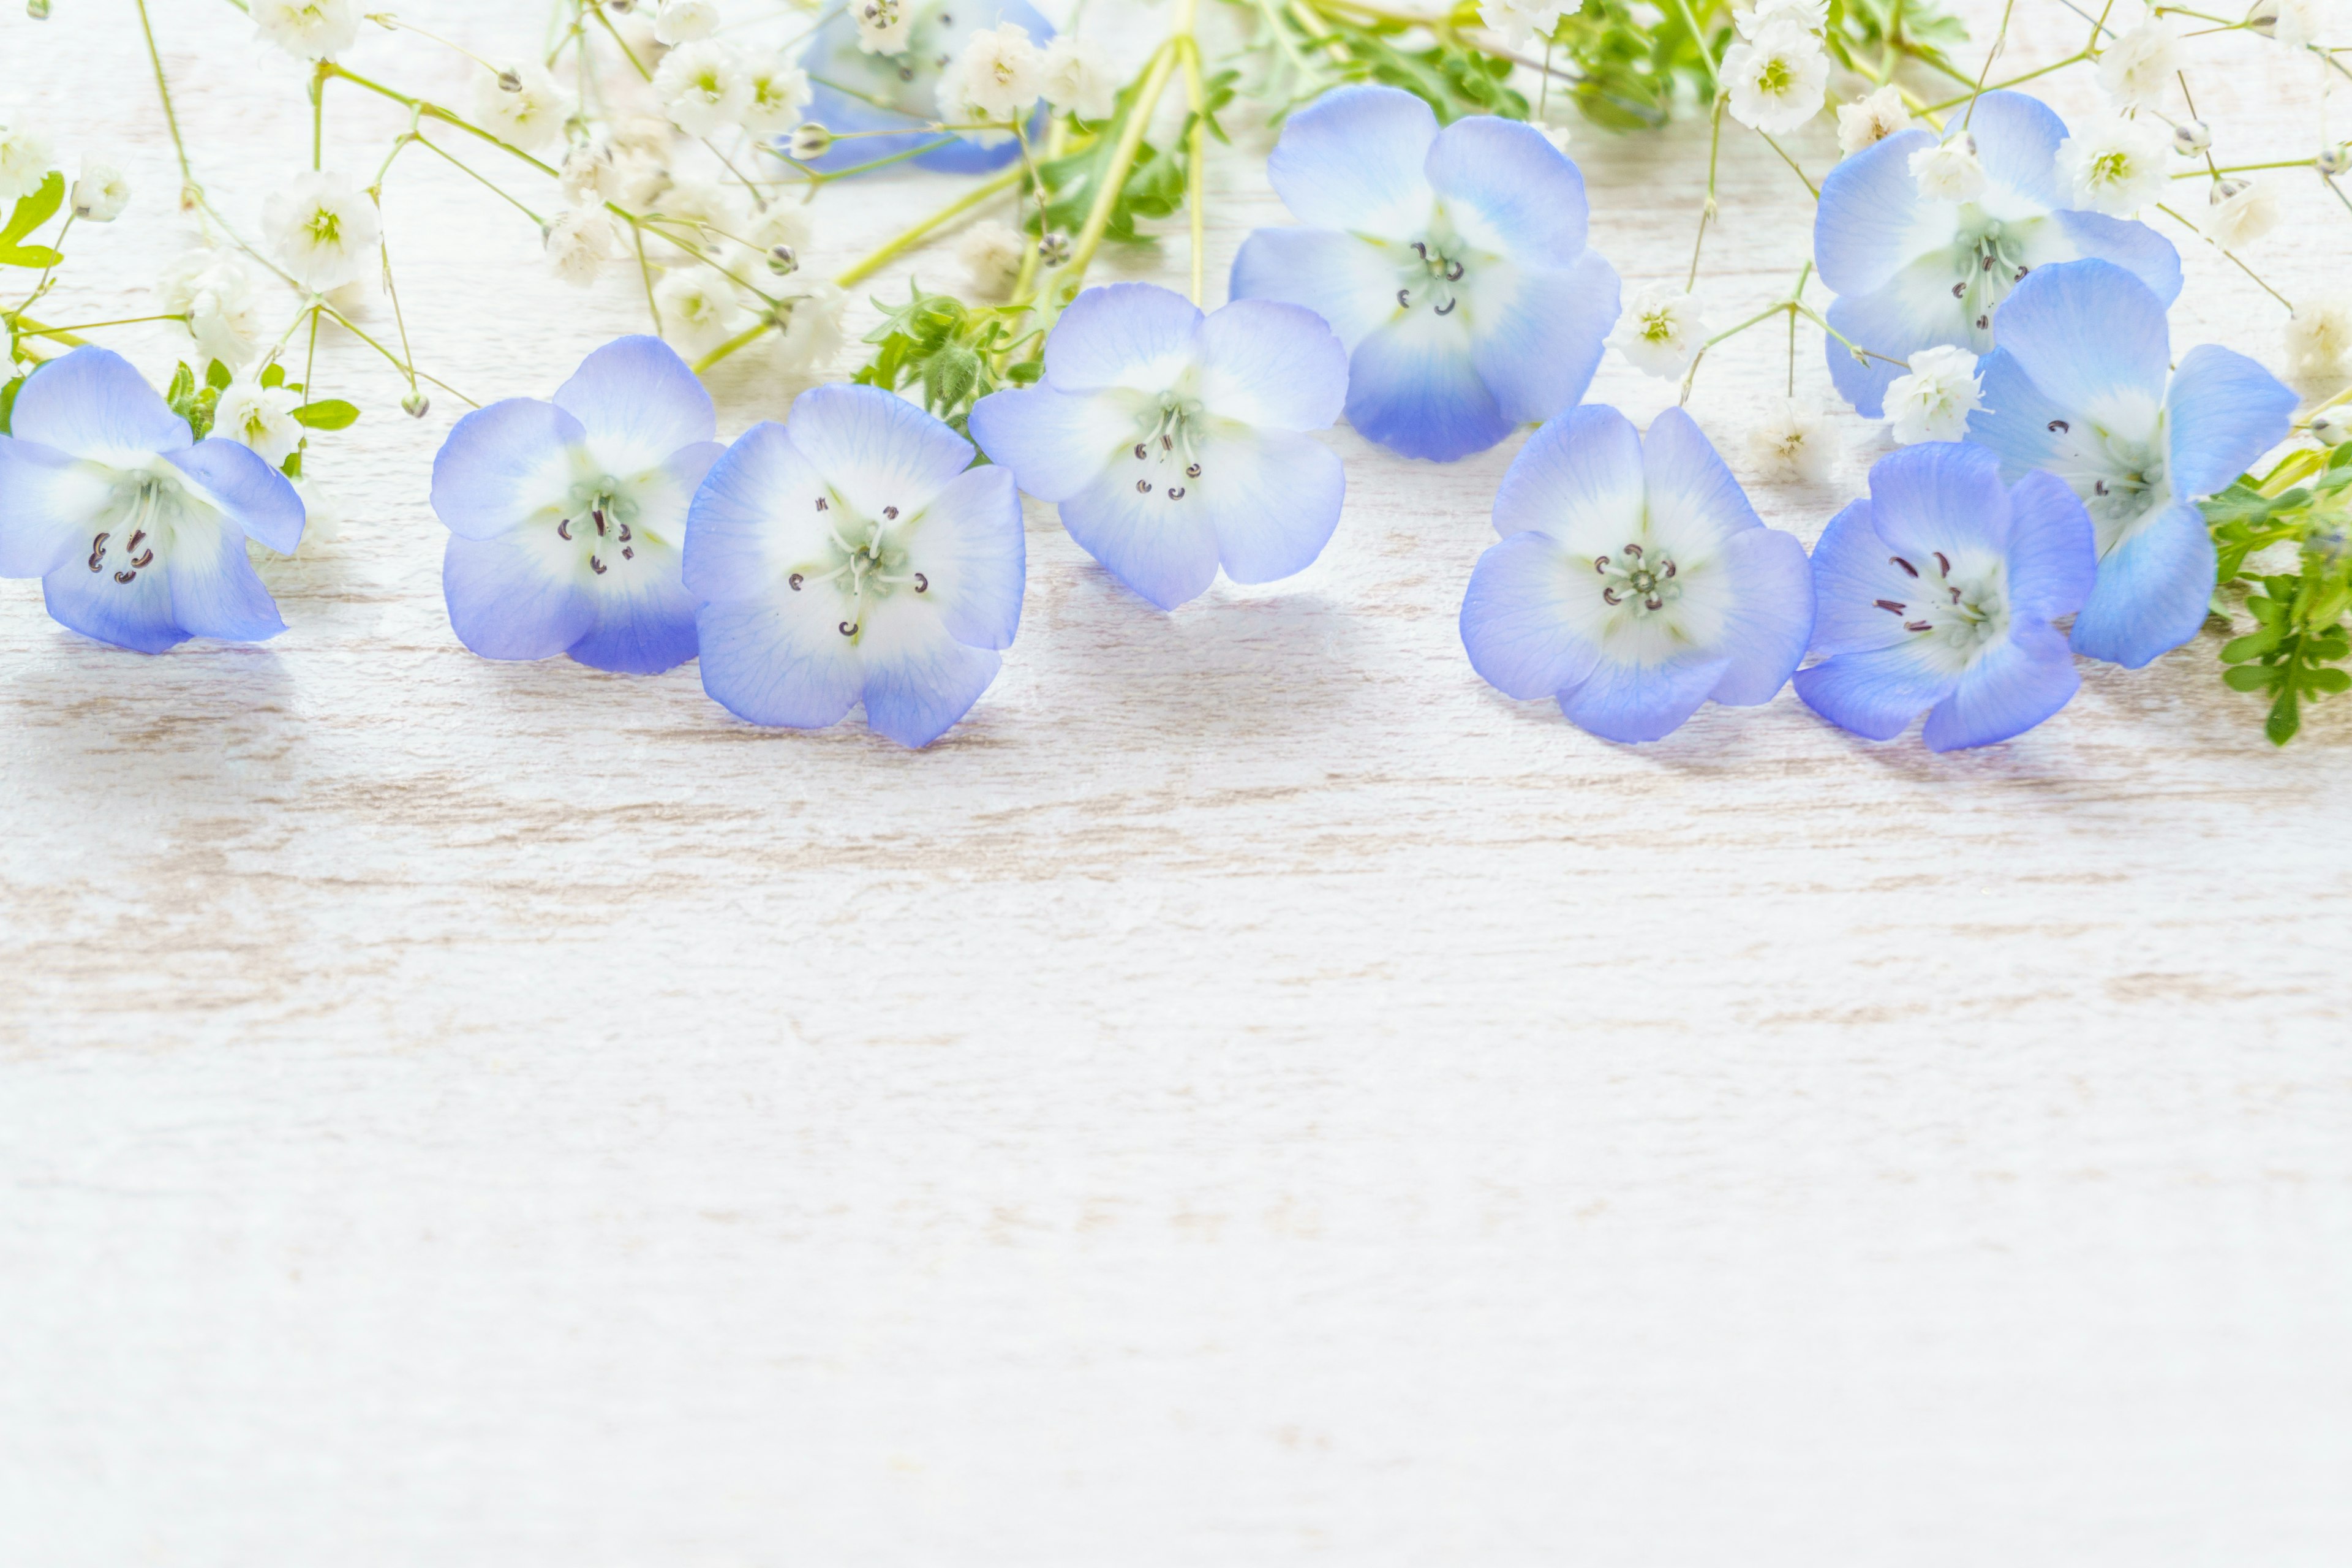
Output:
(1662, 560), (1676, 578)
(883, 505), (899, 519)
(1624, 542), (1643, 557)
(1891, 555), (1918, 576)
(1434, 299), (1456, 315)
(1981, 255), (1995, 271)
(789, 572), (804, 590)
(913, 573), (929, 594)
(618, 524), (631, 543)
(1134, 442), (1148, 460)
(1602, 587), (1623, 605)
(897, 65), (913, 80)
(590, 556), (608, 575)
(86, 552), (104, 573)
(935, 53), (949, 67)
(816, 497), (829, 511)
(1875, 598), (1908, 614)
(2015, 265), (2029, 278)
(2048, 418), (2069, 433)
(1185, 462), (1201, 478)
(1161, 434), (1172, 451)
(1445, 260), (1463, 281)
(593, 508), (608, 537)
(1949, 586), (1962, 604)
(91, 530), (109, 556)
(1593, 556), (1611, 573)
(1644, 596), (1662, 611)
(1397, 288), (1412, 308)
(1975, 315), (1989, 330)
(130, 549), (153, 568)
(1951, 282), (1966, 298)
(1136, 478), (1152, 494)
(1167, 486), (1186, 499)
(622, 547), (635, 561)
(1411, 241), (1427, 258)
(2094, 479), (2108, 495)
(838, 620), (858, 636)
(127, 529), (146, 552)
(1905, 619), (1932, 632)
(1934, 552), (1951, 575)
(558, 518), (572, 540)
(114, 569), (137, 584)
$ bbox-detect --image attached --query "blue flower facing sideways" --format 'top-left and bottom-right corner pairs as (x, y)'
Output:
(968, 282), (1348, 610)
(1814, 90), (2181, 418)
(0, 346), (304, 654)
(1458, 405), (1815, 742)
(685, 383), (1023, 748)
(430, 336), (722, 674)
(1231, 84), (1621, 463)
(1796, 442), (2097, 752)
(1966, 258), (2296, 668)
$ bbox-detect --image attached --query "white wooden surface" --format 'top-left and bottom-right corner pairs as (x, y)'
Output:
(2, 2), (2348, 1561)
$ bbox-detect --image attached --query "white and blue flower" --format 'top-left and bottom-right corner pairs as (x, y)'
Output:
(1229, 84), (1621, 462)
(1795, 442), (2097, 751)
(796, 0), (1054, 176)
(1965, 258), (2296, 668)
(430, 336), (721, 675)
(967, 282), (1348, 610)
(1458, 405), (1815, 742)
(1813, 90), (2182, 418)
(685, 383), (1023, 748)
(0, 345), (304, 654)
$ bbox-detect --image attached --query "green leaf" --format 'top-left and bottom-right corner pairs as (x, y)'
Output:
(2219, 630), (2280, 663)
(260, 362), (287, 390)
(205, 358), (233, 391)
(2222, 663), (2277, 693)
(289, 398), (359, 430)
(165, 362), (197, 412)
(2266, 688), (2302, 746)
(0, 372), (23, 435)
(0, 171), (66, 268)
(2307, 665), (2352, 695)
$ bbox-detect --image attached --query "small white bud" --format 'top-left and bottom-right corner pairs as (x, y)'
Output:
(766, 244), (798, 276)
(2319, 143), (2351, 176)
(788, 122), (833, 159)
(402, 390), (431, 418)
(70, 158), (131, 221)
(2310, 408), (2352, 446)
(2173, 120), (2211, 156)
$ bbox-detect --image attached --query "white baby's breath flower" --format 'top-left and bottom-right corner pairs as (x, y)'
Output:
(653, 177), (739, 239)
(1746, 400), (1837, 481)
(1041, 36), (1118, 121)
(739, 56), (812, 135)
(1884, 344), (1982, 443)
(1735, 0), (1828, 37)
(559, 140), (616, 203)
(772, 280), (846, 372)
(2097, 17), (2181, 108)
(157, 249), (268, 368)
(940, 21), (1044, 126)
(655, 40), (753, 137)
(2261, 0), (2334, 47)
(654, 0), (719, 45)
(1476, 0), (1567, 48)
(2057, 115), (2172, 215)
(1610, 284), (1708, 378)
(854, 0), (913, 55)
(1835, 84), (1911, 155)
(472, 62), (573, 153)
(957, 217), (1026, 296)
(545, 207), (619, 286)
(214, 375), (304, 468)
(1722, 21), (1828, 135)
(250, 0), (359, 61)
(2283, 295), (2352, 384)
(1538, 121), (1574, 154)
(69, 158), (130, 221)
(1909, 133), (1988, 200)
(2202, 176), (2282, 249)
(0, 121), (57, 205)
(262, 170), (380, 293)
(611, 114), (674, 161)
(613, 153), (671, 209)
(655, 265), (745, 351)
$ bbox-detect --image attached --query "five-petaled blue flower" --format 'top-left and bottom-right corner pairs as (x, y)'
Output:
(0, 345), (304, 654)
(796, 0), (1054, 176)
(967, 282), (1348, 610)
(1966, 258), (2295, 668)
(1814, 90), (2182, 418)
(685, 383), (1023, 748)
(1458, 405), (1815, 742)
(1796, 442), (2097, 751)
(1229, 84), (1621, 463)
(430, 336), (721, 674)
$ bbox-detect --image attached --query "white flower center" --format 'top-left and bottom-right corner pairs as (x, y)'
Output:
(1393, 225), (1471, 317)
(1871, 547), (2010, 662)
(2042, 411), (2171, 554)
(1591, 540), (1684, 617)
(784, 489), (931, 640)
(553, 473), (655, 578)
(1948, 213), (2036, 339)
(86, 470), (192, 589)
(1124, 393), (1206, 502)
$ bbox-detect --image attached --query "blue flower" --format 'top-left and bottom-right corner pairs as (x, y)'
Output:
(1458, 405), (1815, 742)
(0, 345), (304, 654)
(1965, 258), (2296, 668)
(1813, 91), (2182, 418)
(795, 0), (1054, 176)
(1229, 85), (1620, 463)
(429, 336), (721, 674)
(685, 383), (1023, 748)
(1795, 442), (2097, 751)
(967, 283), (1348, 610)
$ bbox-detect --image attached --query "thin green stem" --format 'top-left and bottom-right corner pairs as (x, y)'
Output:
(1063, 42), (1182, 289)
(2170, 159), (2315, 178)
(410, 134), (548, 225)
(1179, 32), (1209, 307)
(13, 312), (185, 339)
(134, 0), (199, 208)
(321, 63), (560, 178)
(831, 165), (1027, 288)
(1666, 0), (1721, 89)
(1687, 94), (1725, 291)
(1920, 50), (2090, 113)
(692, 320), (772, 374)
(1961, 0), (2019, 129)
(1757, 132), (1818, 199)
(2154, 202), (2296, 310)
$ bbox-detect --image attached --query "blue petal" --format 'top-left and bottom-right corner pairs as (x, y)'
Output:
(900, 464), (1026, 650)
(1344, 310), (1510, 462)
(1865, 442), (2012, 560)
(2002, 469), (2098, 622)
(442, 530), (595, 662)
(1227, 226), (1401, 349)
(792, 0), (1052, 175)
(1823, 258), (1964, 417)
(856, 600), (1005, 748)
(796, 81), (1020, 175)
(1806, 498), (1926, 657)
(0, 435), (110, 578)
(1981, 258), (2168, 412)
(1425, 115), (1589, 258)
(2054, 210), (2182, 307)
(1966, 345), (2075, 480)
(165, 439), (306, 555)
(1458, 529), (1602, 700)
(165, 510), (286, 643)
(785, 383), (976, 519)
(10, 346), (190, 458)
(1265, 85), (1438, 235)
(1054, 459), (1219, 609)
(1793, 642), (1957, 740)
(1558, 654), (1732, 743)
(1923, 620), (2079, 750)
(1491, 404), (1645, 545)
(1642, 406), (1758, 545)
(696, 592), (862, 729)
(1814, 127), (1935, 296)
(1467, 247), (1618, 426)
(1195, 426), (1346, 585)
(1039, 282), (1204, 393)
(1196, 298), (1348, 431)
(2166, 343), (2296, 499)
(567, 535), (700, 674)
(1708, 526), (1815, 706)
(967, 385), (1131, 502)
(1967, 91), (2068, 209)
(552, 335), (716, 477)
(2068, 499), (2214, 668)
(431, 398), (586, 540)
(41, 552), (184, 653)
(682, 420), (828, 604)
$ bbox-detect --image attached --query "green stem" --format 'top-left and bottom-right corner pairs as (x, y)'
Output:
(411, 134), (548, 225)
(692, 320), (772, 374)
(1961, 0), (2020, 129)
(1687, 94), (1725, 290)
(1063, 42), (1182, 289)
(321, 63), (559, 178)
(13, 312), (186, 339)
(1179, 33), (1209, 306)
(1920, 50), (2090, 113)
(1757, 132), (1818, 199)
(1666, 0), (1721, 89)
(2154, 202), (2295, 310)
(134, 0), (200, 207)
(831, 165), (1026, 288)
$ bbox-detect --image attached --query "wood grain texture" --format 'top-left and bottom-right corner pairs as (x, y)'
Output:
(1, 1), (2346, 1561)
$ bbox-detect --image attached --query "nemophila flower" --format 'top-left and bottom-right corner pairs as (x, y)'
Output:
(957, 217), (1025, 296)
(1477, 0), (1567, 48)
(739, 56), (813, 137)
(1610, 284), (1706, 378)
(214, 375), (304, 469)
(70, 158), (129, 221)
(1965, 258), (2296, 667)
(1836, 85), (1912, 156)
(2201, 176), (2281, 249)
(2283, 295), (2352, 385)
(1795, 443), (2095, 750)
(1883, 344), (1982, 442)
(545, 207), (619, 285)
(2097, 17), (2181, 109)
(0, 347), (304, 654)
(685, 385), (1023, 747)
(1746, 399), (1838, 481)
(429, 336), (720, 674)
(655, 0), (720, 45)
(263, 172), (380, 293)
(0, 121), (55, 204)
(250, 0), (358, 61)
(1812, 89), (2182, 417)
(157, 249), (267, 367)
(1724, 21), (1828, 135)
(1458, 405), (1814, 742)
(1230, 85), (1619, 462)
(2057, 115), (2171, 216)
(968, 282), (1347, 610)
(798, 0), (1055, 176)
(1041, 36), (1117, 121)
(473, 62), (573, 153)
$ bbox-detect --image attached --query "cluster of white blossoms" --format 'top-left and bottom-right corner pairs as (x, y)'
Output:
(215, 376), (306, 467)
(251, 0), (360, 62)
(157, 249), (268, 366)
(2058, 114), (2172, 215)
(2097, 15), (2181, 110)
(0, 119), (56, 205)
(262, 170), (382, 293)
(1883, 345), (1983, 444)
(934, 25), (1115, 135)
(1834, 84), (1912, 155)
(652, 39), (811, 140)
(2283, 297), (2352, 385)
(1722, 0), (1830, 135)
(2253, 0), (2339, 47)
(473, 62), (575, 154)
(1476, 0), (1569, 50)
(1610, 282), (1709, 378)
(2203, 175), (2283, 249)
